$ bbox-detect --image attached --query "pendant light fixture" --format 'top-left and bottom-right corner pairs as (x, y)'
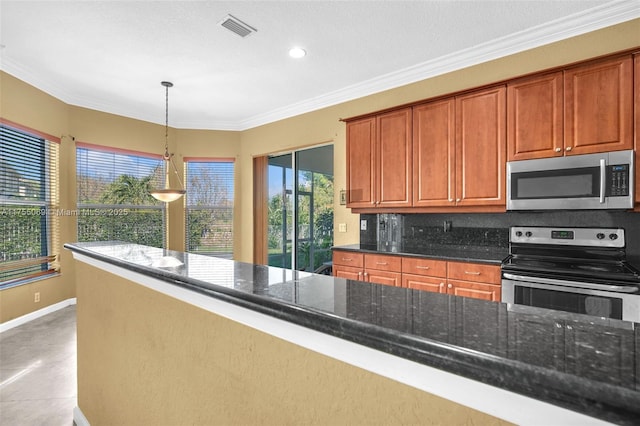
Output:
(150, 81), (186, 202)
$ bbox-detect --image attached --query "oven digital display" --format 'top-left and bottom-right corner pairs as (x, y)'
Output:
(551, 230), (574, 239)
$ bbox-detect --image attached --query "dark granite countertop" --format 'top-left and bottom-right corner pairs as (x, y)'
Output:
(332, 243), (508, 265)
(65, 241), (640, 425)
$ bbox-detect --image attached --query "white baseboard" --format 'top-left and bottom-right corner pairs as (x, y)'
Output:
(0, 298), (77, 333)
(73, 406), (90, 426)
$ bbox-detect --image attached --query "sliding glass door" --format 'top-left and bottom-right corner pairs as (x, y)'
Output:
(267, 145), (333, 272)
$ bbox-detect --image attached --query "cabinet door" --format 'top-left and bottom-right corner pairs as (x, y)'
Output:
(455, 86), (506, 207)
(413, 290), (453, 343)
(507, 311), (564, 370)
(376, 108), (412, 207)
(333, 265), (363, 281)
(378, 285), (412, 333)
(452, 296), (507, 356)
(635, 54), (640, 212)
(447, 279), (501, 302)
(365, 270), (402, 287)
(402, 273), (446, 294)
(346, 117), (375, 208)
(564, 321), (635, 388)
(507, 72), (563, 161)
(412, 99), (456, 207)
(564, 55), (633, 155)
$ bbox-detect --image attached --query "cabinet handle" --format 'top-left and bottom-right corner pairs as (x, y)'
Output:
(358, 272), (362, 278)
(447, 283), (453, 289)
(448, 198), (454, 202)
(416, 266), (430, 270)
(376, 262), (388, 266)
(364, 272), (368, 277)
(341, 257), (353, 262)
(555, 147), (562, 152)
(439, 283), (444, 288)
(555, 322), (562, 328)
(566, 325), (573, 330)
(456, 198), (461, 202)
(565, 146), (572, 152)
(464, 271), (481, 275)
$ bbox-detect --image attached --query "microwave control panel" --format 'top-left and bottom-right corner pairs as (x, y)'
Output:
(606, 164), (630, 196)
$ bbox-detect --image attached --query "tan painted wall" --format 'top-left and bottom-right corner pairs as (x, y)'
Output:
(0, 73), (75, 321)
(2, 18), (639, 321)
(236, 18), (640, 261)
(76, 260), (511, 425)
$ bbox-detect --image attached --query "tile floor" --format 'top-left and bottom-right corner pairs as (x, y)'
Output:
(0, 305), (77, 425)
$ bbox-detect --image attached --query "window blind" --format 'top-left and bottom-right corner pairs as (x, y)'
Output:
(185, 159), (234, 258)
(1, 125), (60, 287)
(76, 143), (166, 248)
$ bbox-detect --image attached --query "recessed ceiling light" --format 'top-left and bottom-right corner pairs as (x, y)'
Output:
(289, 47), (306, 59)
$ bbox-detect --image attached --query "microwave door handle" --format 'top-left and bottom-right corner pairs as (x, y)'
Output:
(600, 158), (606, 204)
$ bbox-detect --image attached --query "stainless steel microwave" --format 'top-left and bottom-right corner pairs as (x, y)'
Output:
(507, 150), (634, 210)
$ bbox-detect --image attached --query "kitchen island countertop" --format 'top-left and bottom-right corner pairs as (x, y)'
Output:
(65, 241), (640, 425)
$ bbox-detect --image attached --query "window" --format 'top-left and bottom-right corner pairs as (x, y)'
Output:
(185, 159), (234, 258)
(76, 143), (165, 248)
(1, 124), (59, 287)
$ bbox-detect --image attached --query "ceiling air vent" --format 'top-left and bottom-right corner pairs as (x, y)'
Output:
(219, 14), (257, 38)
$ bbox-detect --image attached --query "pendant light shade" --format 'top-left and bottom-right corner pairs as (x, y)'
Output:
(150, 81), (186, 202)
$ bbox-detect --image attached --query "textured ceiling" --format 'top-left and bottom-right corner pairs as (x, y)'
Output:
(1, 1), (638, 130)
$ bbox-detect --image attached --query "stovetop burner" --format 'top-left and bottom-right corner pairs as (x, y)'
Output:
(502, 254), (640, 283)
(502, 226), (640, 285)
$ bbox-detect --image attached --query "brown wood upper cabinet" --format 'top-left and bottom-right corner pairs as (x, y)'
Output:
(413, 86), (506, 208)
(508, 55), (633, 161)
(635, 54), (640, 211)
(455, 86), (506, 207)
(346, 108), (412, 208)
(507, 72), (563, 161)
(412, 98), (455, 207)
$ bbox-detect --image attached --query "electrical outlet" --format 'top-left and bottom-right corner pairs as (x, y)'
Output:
(338, 223), (347, 233)
(360, 219), (367, 231)
(34, 292), (40, 303)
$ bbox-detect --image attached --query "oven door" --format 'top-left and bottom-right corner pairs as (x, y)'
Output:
(502, 274), (640, 322)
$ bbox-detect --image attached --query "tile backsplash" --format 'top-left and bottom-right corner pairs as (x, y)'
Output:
(360, 211), (640, 265)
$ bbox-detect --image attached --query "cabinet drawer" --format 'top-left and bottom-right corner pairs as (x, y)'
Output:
(333, 251), (364, 268)
(401, 257), (447, 277)
(447, 262), (501, 284)
(365, 253), (402, 272)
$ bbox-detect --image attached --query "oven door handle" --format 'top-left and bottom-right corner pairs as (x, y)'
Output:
(599, 158), (606, 204)
(502, 273), (639, 293)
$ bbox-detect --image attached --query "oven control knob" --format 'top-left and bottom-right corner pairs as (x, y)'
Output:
(525, 231), (533, 238)
(515, 231), (523, 237)
(596, 233), (605, 240)
(609, 233), (618, 240)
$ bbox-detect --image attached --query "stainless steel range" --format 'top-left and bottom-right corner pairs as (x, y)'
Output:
(501, 226), (640, 322)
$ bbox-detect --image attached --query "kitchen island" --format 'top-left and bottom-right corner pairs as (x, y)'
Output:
(65, 241), (640, 425)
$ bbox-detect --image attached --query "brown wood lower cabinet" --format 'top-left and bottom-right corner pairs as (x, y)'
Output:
(334, 250), (501, 302)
